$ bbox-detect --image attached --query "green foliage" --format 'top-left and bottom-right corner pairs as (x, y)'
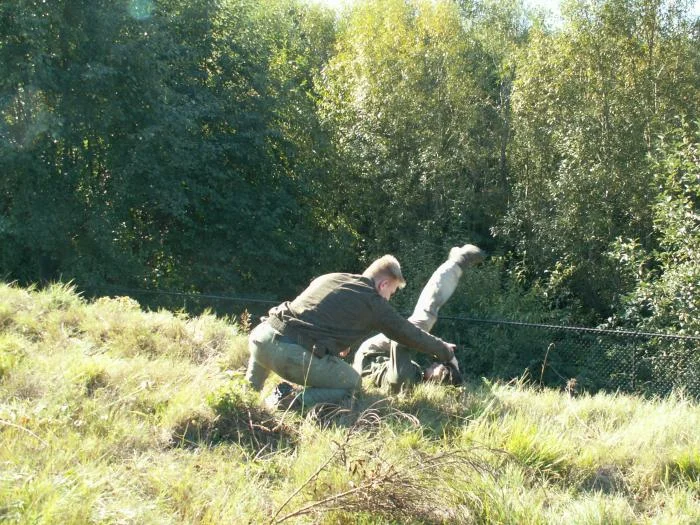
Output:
(68, 359), (110, 397)
(502, 421), (572, 480)
(612, 121), (700, 335)
(318, 0), (515, 270)
(0, 334), (25, 380)
(1, 0), (699, 352)
(600, 121), (700, 396)
(203, 378), (294, 449)
(206, 378), (250, 416)
(498, 0), (699, 320)
(0, 0), (353, 298)
(661, 450), (700, 488)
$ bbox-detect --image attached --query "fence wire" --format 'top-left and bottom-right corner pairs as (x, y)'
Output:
(437, 316), (700, 398)
(89, 286), (699, 398)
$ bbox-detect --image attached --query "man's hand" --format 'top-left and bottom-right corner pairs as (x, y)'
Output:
(443, 343), (459, 371)
(448, 355), (460, 372)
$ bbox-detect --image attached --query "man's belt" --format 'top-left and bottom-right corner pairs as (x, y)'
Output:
(272, 332), (301, 346)
(265, 317), (328, 357)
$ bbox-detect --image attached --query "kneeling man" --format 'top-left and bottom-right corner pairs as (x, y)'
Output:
(246, 255), (457, 410)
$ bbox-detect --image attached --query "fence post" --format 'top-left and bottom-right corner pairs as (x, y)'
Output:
(631, 340), (636, 392)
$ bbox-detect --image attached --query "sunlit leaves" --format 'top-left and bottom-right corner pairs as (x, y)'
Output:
(500, 0), (699, 318)
(318, 0), (510, 273)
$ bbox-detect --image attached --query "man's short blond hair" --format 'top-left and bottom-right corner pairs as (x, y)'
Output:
(362, 255), (406, 289)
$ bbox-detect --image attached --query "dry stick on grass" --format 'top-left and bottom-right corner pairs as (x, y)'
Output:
(271, 403), (499, 524)
(274, 447), (496, 523)
(270, 402), (394, 523)
(275, 480), (379, 523)
(0, 419), (48, 448)
(270, 433), (348, 523)
(270, 410), (357, 523)
(245, 407), (293, 451)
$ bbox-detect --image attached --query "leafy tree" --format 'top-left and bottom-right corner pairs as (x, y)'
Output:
(611, 120), (699, 335)
(318, 0), (511, 301)
(1, 0), (698, 348)
(0, 0), (352, 299)
(0, 0), (150, 286)
(497, 0), (700, 321)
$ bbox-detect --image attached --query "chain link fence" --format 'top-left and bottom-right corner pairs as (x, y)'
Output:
(436, 317), (700, 398)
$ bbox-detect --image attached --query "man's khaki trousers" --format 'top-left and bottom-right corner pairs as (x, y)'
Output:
(246, 321), (361, 407)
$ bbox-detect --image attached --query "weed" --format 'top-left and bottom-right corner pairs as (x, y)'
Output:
(0, 334), (28, 379)
(165, 378), (297, 452)
(661, 450), (700, 487)
(502, 421), (572, 481)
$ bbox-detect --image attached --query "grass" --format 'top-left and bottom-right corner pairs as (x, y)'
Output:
(1, 281), (699, 524)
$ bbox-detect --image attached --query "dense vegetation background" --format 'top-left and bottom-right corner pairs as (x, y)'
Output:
(2, 0), (698, 339)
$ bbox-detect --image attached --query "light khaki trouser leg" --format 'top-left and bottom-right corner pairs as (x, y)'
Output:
(246, 322), (361, 407)
(353, 259), (463, 390)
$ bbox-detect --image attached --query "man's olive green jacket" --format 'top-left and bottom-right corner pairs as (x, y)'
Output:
(266, 273), (452, 361)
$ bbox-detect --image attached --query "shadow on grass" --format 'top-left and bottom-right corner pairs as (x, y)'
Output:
(578, 465), (627, 495)
(169, 378), (499, 455)
(303, 379), (500, 438)
(169, 384), (297, 455)
(170, 406), (297, 455)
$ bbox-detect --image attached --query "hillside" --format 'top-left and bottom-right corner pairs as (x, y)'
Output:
(1, 283), (698, 524)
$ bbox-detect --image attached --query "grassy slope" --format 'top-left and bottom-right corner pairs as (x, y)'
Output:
(0, 283), (698, 524)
